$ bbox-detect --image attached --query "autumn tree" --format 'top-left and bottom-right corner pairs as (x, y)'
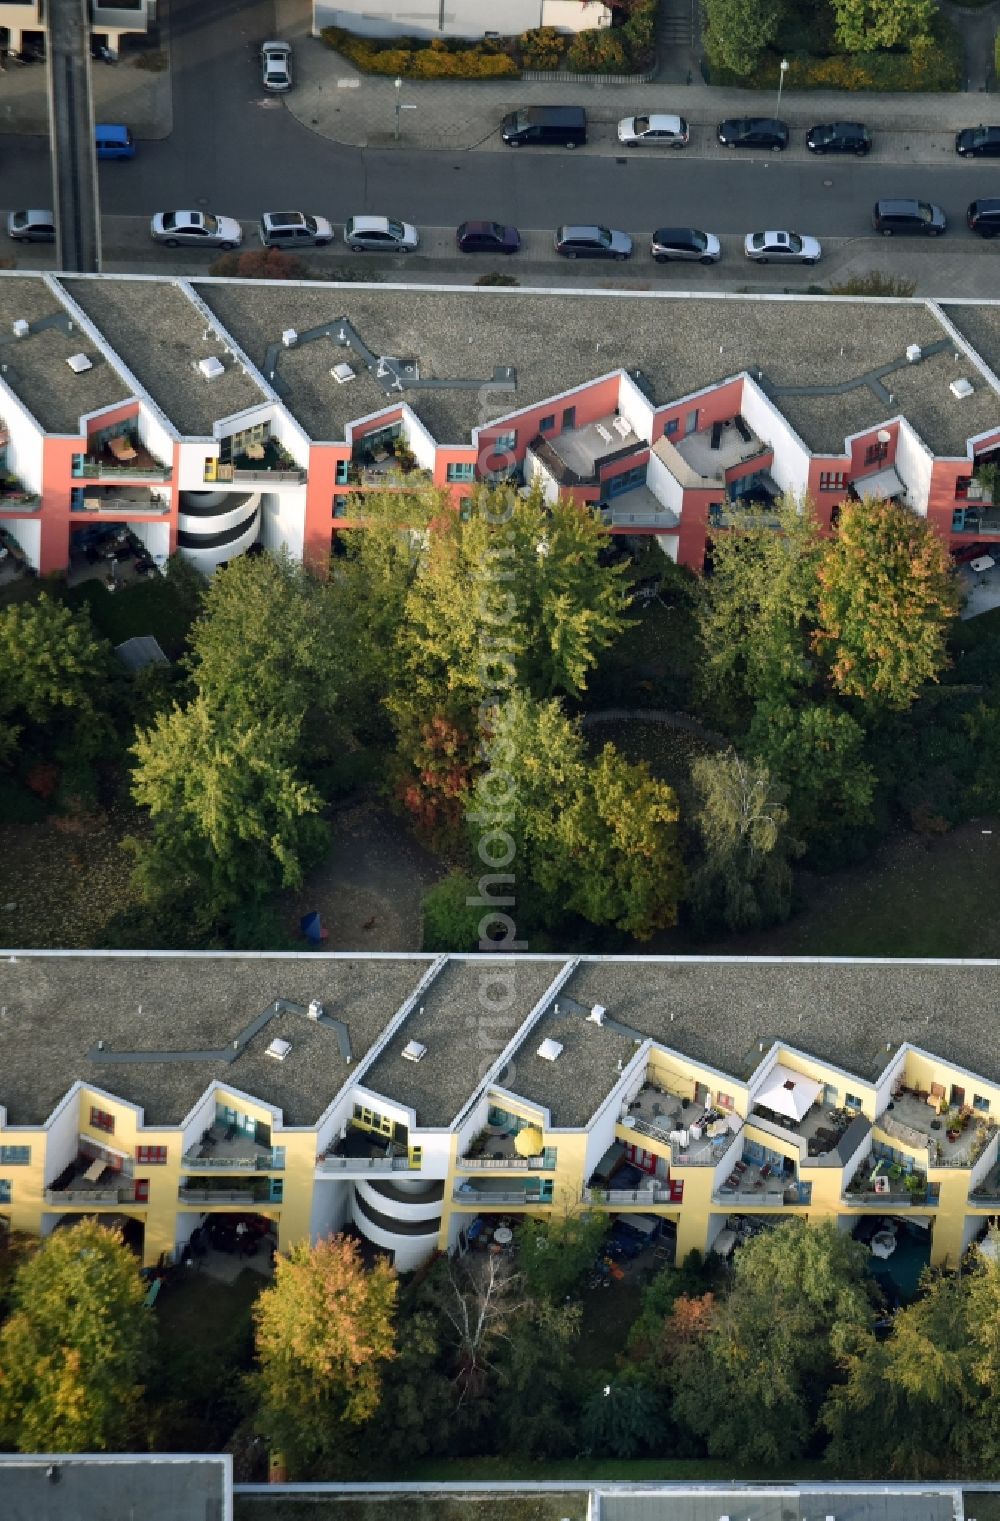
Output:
(815, 496), (959, 710)
(129, 696), (328, 918)
(696, 496), (821, 728)
(253, 1234), (397, 1468)
(703, 0), (785, 76)
(688, 748), (801, 932)
(0, 1221), (151, 1453)
(830, 0), (935, 52)
(0, 594), (116, 760)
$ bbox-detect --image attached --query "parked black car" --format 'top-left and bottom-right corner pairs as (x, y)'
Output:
(806, 121), (872, 156)
(716, 117), (788, 150)
(456, 220), (520, 254)
(967, 198), (1000, 237)
(872, 199), (946, 236)
(956, 125), (1000, 158)
(554, 224), (633, 260)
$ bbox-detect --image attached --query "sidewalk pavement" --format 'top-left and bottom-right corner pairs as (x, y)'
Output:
(8, 215), (1000, 301)
(276, 0), (997, 154)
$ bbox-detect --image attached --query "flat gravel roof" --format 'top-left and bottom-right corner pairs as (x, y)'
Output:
(0, 276), (131, 433)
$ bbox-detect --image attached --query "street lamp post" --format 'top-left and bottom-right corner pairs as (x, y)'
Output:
(394, 76), (402, 140)
(776, 57), (789, 117)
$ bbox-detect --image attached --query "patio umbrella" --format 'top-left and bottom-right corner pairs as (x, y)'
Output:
(514, 1126), (544, 1157)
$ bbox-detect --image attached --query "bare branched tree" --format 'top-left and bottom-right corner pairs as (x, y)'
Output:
(437, 1252), (528, 1404)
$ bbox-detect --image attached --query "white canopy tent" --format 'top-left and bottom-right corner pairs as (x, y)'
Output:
(754, 1062), (822, 1122)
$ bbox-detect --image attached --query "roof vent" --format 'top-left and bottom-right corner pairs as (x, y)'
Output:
(282, 328), (298, 348)
(266, 1037), (292, 1062)
(198, 356), (225, 381)
(950, 377), (974, 399)
(402, 1039), (428, 1063)
(307, 998), (324, 1021)
(66, 353), (92, 374)
(12, 319), (29, 339)
(331, 363), (356, 385)
(537, 1038), (564, 1062)
(589, 1003), (607, 1026)
(906, 344), (923, 363)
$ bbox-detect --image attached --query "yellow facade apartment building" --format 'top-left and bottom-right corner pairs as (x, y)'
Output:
(1, 952), (999, 1273)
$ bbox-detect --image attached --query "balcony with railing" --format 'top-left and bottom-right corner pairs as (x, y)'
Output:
(970, 1159), (1000, 1207)
(178, 1180), (273, 1205)
(876, 1088), (995, 1169)
(619, 1081), (738, 1165)
(582, 1184), (678, 1205)
(75, 435), (171, 481)
(73, 486), (170, 515)
(206, 438), (306, 486)
(44, 1152), (136, 1206)
(0, 474), (39, 509)
(453, 1177), (552, 1206)
(713, 1150), (811, 1208)
(317, 1122), (418, 1175)
(842, 1153), (933, 1208)
(529, 416), (644, 490)
(459, 1127), (556, 1172)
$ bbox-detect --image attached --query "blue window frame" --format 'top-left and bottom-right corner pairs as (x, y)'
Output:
(335, 459), (349, 485)
(0, 1146), (30, 1165)
(333, 496), (349, 518)
(664, 419), (679, 437)
(539, 415), (555, 434)
(492, 430), (517, 454)
(446, 462), (475, 483)
(0, 1180), (10, 1204)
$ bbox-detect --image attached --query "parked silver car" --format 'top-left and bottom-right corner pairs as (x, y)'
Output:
(744, 229), (822, 265)
(259, 211), (334, 247)
(261, 40), (292, 91)
(344, 215), (420, 252)
(617, 113), (689, 148)
(7, 209), (55, 242)
(150, 210), (243, 248)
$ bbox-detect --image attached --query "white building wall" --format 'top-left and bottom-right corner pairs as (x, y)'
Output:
(129, 520), (170, 568)
(177, 441), (215, 491)
(136, 405), (176, 468)
(264, 408), (311, 469)
(309, 1178), (351, 1240)
(178, 508), (260, 575)
(739, 376), (812, 498)
(2, 517), (41, 570)
(875, 1053), (906, 1118)
(655, 533), (679, 562)
(42, 1091), (84, 1187)
(892, 417), (934, 517)
(402, 407), (437, 473)
(616, 372), (657, 443)
(258, 492), (307, 561)
(645, 449), (685, 518)
(525, 448), (560, 505)
(313, 0), (608, 38)
(0, 380), (45, 494)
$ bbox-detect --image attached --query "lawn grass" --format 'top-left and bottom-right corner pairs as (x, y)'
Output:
(150, 1268), (263, 1451)
(965, 1497), (1000, 1521)
(574, 1279), (644, 1379)
(235, 1502), (588, 1521)
(64, 574), (196, 660)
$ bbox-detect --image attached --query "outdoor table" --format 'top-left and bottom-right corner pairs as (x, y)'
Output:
(493, 1227), (513, 1246)
(83, 1158), (105, 1183)
(970, 555), (995, 574)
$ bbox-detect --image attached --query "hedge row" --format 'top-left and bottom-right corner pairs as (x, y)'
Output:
(320, 0), (657, 79)
(707, 26), (961, 91)
(320, 26), (519, 77)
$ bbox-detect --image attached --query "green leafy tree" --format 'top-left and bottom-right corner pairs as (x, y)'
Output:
(186, 551), (344, 760)
(696, 497), (821, 728)
(581, 1376), (662, 1457)
(362, 1308), (453, 1467)
(496, 1299), (582, 1459)
(830, 0), (935, 52)
(485, 691), (684, 937)
(672, 1221), (873, 1465)
(815, 496), (959, 710)
(688, 748), (801, 933)
(421, 871), (485, 952)
(0, 594), (116, 758)
(517, 1212), (608, 1302)
(0, 1221), (151, 1452)
(823, 1269), (973, 1476)
(748, 699), (875, 864)
(129, 696), (328, 917)
(703, 0), (785, 75)
(253, 1235), (397, 1469)
(394, 483), (628, 720)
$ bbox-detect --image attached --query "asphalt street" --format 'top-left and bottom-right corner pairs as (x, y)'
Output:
(2, 0), (999, 255)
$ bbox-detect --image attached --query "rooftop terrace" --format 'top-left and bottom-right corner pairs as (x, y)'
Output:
(0, 276), (132, 433)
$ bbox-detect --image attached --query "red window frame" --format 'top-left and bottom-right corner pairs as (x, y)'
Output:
(136, 1145), (167, 1165)
(955, 475), (973, 500)
(133, 1179), (150, 1203)
(90, 1107), (115, 1134)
